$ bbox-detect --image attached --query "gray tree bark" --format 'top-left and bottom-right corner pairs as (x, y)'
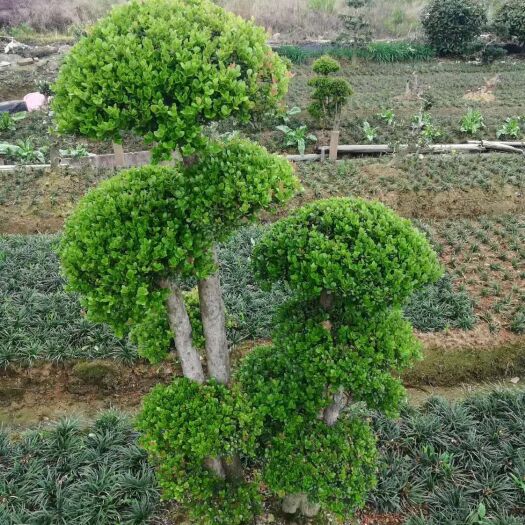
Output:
(198, 246), (230, 385)
(323, 386), (348, 426)
(160, 278), (205, 384)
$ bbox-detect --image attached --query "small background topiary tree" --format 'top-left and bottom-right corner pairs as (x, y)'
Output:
(238, 197), (442, 518)
(308, 55), (352, 130)
(307, 55), (352, 160)
(54, 0), (298, 522)
(421, 0), (487, 56)
(493, 0), (525, 47)
(337, 0), (373, 49)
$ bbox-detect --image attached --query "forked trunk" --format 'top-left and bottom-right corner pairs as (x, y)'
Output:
(161, 278), (205, 383)
(198, 246), (230, 384)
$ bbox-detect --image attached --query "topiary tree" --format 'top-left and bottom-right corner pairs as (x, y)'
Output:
(55, 1), (298, 522)
(337, 0), (373, 49)
(421, 0), (487, 56)
(238, 197), (442, 518)
(308, 56), (352, 129)
(52, 0), (289, 162)
(493, 0), (525, 47)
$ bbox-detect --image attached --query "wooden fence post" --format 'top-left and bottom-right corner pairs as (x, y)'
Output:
(112, 142), (125, 168)
(329, 130), (339, 161)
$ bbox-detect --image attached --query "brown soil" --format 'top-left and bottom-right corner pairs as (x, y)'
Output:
(0, 166), (111, 234)
(0, 360), (175, 428)
(2, 334), (525, 429)
(381, 185), (525, 219)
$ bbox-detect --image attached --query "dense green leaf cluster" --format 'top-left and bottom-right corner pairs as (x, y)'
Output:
(52, 0), (289, 160)
(311, 55), (341, 75)
(0, 413), (159, 524)
(264, 416), (377, 515)
(493, 0), (525, 47)
(59, 139), (297, 363)
(307, 56), (352, 127)
(421, 0), (487, 56)
(238, 198), (441, 517)
(253, 198), (442, 311)
(137, 377), (262, 524)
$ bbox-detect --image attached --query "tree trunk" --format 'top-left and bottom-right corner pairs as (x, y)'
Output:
(160, 279), (205, 384)
(323, 387), (348, 426)
(204, 457), (226, 479)
(198, 246), (230, 385)
(319, 289), (347, 426)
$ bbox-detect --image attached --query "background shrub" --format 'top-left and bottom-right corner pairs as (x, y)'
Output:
(421, 0), (487, 56)
(493, 0), (525, 46)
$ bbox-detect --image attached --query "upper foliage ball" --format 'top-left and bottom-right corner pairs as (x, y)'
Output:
(312, 55), (341, 75)
(60, 139), (297, 362)
(52, 0), (290, 160)
(493, 0), (525, 46)
(421, 0), (487, 56)
(252, 198), (442, 310)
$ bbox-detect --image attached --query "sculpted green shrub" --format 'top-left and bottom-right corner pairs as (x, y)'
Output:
(308, 56), (352, 128)
(421, 0), (487, 56)
(253, 198), (441, 311)
(493, 0), (525, 46)
(238, 197), (441, 518)
(52, 0), (289, 161)
(55, 2), (298, 522)
(60, 139), (296, 364)
(312, 55), (341, 75)
(137, 377), (262, 524)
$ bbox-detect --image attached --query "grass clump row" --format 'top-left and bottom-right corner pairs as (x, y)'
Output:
(0, 412), (159, 524)
(370, 389), (525, 523)
(275, 42), (436, 64)
(1, 390), (524, 523)
(0, 227), (475, 366)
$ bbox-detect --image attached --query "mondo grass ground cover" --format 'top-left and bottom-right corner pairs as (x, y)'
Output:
(425, 215), (525, 334)
(1, 390), (524, 524)
(2, 154), (524, 236)
(293, 154), (525, 200)
(0, 227), (474, 366)
(0, 411), (159, 525)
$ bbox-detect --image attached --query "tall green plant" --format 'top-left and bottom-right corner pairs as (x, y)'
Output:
(421, 0), (487, 56)
(493, 0), (525, 46)
(239, 198), (442, 518)
(54, 1), (298, 523)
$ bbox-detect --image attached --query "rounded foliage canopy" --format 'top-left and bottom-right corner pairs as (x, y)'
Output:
(60, 139), (297, 362)
(493, 0), (525, 46)
(137, 377), (262, 524)
(421, 0), (487, 56)
(252, 198), (442, 312)
(52, 0), (289, 160)
(312, 55), (341, 75)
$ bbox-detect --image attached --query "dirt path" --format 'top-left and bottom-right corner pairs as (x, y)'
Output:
(1, 359), (523, 429)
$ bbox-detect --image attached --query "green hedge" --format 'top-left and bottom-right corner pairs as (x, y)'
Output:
(275, 42), (436, 64)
